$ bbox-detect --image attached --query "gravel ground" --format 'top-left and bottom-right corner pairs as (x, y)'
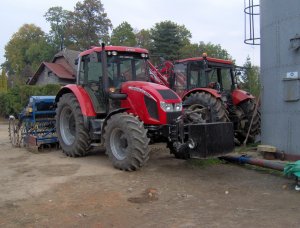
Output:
(0, 121), (299, 228)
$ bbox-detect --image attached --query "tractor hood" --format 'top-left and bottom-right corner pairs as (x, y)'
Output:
(120, 81), (182, 125)
(121, 81), (181, 103)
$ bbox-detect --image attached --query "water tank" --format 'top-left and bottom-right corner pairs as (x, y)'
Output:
(260, 0), (300, 158)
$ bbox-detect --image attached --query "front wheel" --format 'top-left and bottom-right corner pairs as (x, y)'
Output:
(56, 93), (91, 157)
(104, 113), (150, 171)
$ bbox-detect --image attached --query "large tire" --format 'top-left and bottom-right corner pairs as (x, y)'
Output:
(56, 93), (91, 157)
(104, 113), (150, 171)
(184, 92), (228, 122)
(237, 99), (261, 143)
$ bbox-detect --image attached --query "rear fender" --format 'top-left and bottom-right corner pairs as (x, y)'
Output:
(232, 89), (255, 106)
(182, 88), (221, 100)
(55, 85), (97, 130)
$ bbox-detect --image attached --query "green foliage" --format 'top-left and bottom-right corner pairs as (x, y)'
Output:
(241, 56), (260, 97)
(44, 6), (70, 51)
(136, 29), (152, 50)
(0, 84), (61, 117)
(67, 0), (112, 50)
(110, 22), (137, 46)
(180, 41), (232, 60)
(150, 20), (192, 60)
(0, 70), (8, 93)
(2, 24), (55, 83)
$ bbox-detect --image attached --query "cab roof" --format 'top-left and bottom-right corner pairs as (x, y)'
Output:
(176, 57), (233, 65)
(80, 46), (149, 57)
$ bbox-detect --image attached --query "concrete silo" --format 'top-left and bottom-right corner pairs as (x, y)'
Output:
(260, 0), (300, 159)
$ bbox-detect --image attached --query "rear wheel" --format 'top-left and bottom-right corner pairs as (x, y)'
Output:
(236, 99), (260, 143)
(104, 113), (150, 171)
(184, 92), (228, 123)
(56, 93), (91, 157)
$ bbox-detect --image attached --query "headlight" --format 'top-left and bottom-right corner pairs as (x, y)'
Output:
(160, 102), (182, 112)
(174, 103), (182, 111)
(160, 102), (173, 112)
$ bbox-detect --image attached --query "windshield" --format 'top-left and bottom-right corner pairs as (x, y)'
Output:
(188, 61), (205, 88)
(107, 54), (149, 89)
(206, 67), (233, 91)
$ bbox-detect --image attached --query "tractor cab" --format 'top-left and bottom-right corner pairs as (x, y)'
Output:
(173, 56), (235, 97)
(76, 45), (150, 113)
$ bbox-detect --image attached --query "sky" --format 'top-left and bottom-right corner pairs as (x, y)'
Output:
(0, 0), (260, 68)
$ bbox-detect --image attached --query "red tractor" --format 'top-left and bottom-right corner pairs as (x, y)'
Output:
(55, 45), (234, 170)
(148, 55), (260, 144)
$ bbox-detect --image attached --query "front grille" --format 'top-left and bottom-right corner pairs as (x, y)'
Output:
(144, 96), (159, 120)
(157, 89), (179, 100)
(167, 111), (181, 124)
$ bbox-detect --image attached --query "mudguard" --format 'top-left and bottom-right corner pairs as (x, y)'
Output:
(55, 84), (97, 117)
(231, 89), (254, 106)
(182, 88), (222, 100)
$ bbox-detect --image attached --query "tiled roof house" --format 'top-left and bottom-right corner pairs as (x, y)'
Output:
(27, 49), (80, 85)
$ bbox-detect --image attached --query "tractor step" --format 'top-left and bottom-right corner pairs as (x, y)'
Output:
(90, 143), (102, 147)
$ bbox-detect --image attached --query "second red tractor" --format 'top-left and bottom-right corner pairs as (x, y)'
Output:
(149, 55), (260, 144)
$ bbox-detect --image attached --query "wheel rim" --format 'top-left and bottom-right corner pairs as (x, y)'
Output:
(188, 104), (208, 122)
(110, 128), (128, 160)
(60, 106), (76, 145)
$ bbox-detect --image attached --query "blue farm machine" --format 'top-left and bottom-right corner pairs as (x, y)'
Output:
(8, 96), (58, 150)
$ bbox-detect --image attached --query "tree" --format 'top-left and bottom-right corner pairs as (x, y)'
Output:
(198, 42), (232, 60)
(179, 43), (201, 58)
(67, 0), (112, 50)
(44, 6), (70, 51)
(150, 21), (192, 60)
(110, 22), (136, 46)
(2, 24), (55, 83)
(0, 70), (8, 93)
(180, 41), (232, 60)
(135, 29), (152, 50)
(241, 56), (260, 96)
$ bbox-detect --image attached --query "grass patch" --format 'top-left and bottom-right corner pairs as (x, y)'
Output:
(241, 164), (284, 176)
(187, 158), (224, 168)
(235, 142), (260, 153)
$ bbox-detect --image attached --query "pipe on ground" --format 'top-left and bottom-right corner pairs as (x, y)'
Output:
(220, 155), (285, 171)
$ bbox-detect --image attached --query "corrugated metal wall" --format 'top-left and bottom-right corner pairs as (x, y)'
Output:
(260, 0), (300, 155)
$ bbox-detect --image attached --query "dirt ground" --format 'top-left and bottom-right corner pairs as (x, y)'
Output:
(0, 121), (299, 228)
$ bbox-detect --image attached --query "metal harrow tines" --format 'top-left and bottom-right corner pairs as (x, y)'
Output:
(8, 115), (21, 147)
